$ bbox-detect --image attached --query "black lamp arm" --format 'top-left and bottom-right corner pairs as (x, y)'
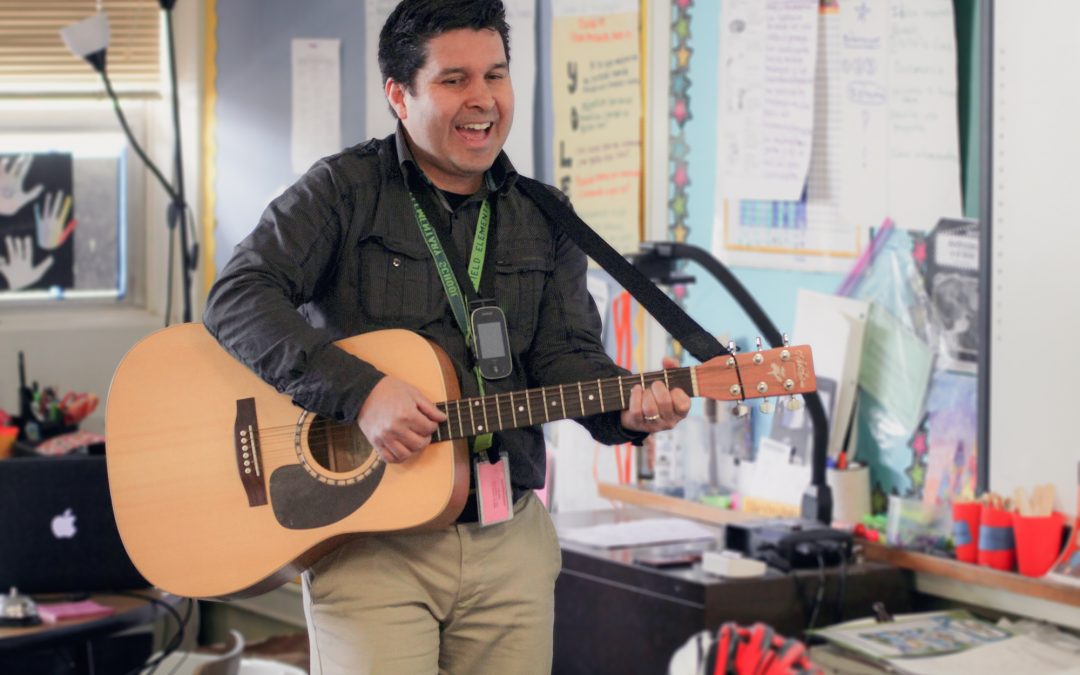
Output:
(98, 70), (180, 205)
(640, 241), (833, 523)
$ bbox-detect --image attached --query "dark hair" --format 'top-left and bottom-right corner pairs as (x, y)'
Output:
(378, 0), (510, 94)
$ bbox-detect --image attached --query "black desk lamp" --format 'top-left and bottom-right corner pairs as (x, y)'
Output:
(628, 241), (833, 523)
(60, 3), (196, 325)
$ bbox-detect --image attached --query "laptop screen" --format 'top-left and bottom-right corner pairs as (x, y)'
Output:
(0, 455), (148, 594)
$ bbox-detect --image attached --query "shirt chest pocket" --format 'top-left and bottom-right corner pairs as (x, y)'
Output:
(357, 234), (441, 327)
(494, 241), (554, 354)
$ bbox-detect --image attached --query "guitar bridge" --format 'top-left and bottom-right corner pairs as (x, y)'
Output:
(234, 398), (268, 507)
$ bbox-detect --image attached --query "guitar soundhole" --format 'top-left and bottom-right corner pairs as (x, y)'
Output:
(306, 417), (375, 473)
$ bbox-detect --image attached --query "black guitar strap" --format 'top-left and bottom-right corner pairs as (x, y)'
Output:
(516, 177), (730, 362)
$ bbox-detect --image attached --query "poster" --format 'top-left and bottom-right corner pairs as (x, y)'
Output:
(0, 153), (75, 292)
(551, 0), (642, 255)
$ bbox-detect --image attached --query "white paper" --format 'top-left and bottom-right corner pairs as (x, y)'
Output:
(560, 517), (717, 548)
(716, 0), (818, 200)
(545, 419), (620, 514)
(291, 39), (342, 175)
(714, 8), (861, 272)
(887, 634), (1080, 675)
(792, 289), (869, 458)
(364, 0), (536, 175)
(838, 0), (963, 232)
(738, 438), (810, 509)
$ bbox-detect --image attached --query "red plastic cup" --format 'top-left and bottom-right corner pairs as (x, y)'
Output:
(977, 505), (1016, 571)
(1012, 511), (1065, 577)
(951, 501), (981, 563)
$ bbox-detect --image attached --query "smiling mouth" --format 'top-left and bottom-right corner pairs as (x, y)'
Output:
(456, 122), (494, 144)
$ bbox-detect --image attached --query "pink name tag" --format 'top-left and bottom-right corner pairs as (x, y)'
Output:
(475, 452), (513, 526)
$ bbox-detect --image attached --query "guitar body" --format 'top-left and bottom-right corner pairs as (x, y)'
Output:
(106, 324), (470, 599)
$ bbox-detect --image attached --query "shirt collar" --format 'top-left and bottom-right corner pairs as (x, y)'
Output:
(393, 122), (519, 198)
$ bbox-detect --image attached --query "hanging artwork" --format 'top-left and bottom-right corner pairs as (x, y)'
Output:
(0, 153), (76, 292)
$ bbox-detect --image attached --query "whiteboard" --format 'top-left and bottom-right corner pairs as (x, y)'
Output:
(988, 0), (1080, 514)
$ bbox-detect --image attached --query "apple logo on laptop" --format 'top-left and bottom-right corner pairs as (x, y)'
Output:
(51, 508), (77, 539)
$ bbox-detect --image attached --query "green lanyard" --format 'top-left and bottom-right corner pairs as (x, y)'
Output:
(410, 194), (495, 456)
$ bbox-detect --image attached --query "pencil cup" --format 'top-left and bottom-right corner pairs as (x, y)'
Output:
(1012, 511), (1065, 577)
(976, 505), (1015, 571)
(951, 501), (982, 563)
(827, 465), (871, 526)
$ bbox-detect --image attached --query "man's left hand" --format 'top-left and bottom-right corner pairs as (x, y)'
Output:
(620, 357), (692, 433)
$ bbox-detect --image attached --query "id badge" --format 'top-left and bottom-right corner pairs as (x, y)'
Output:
(474, 450), (513, 527)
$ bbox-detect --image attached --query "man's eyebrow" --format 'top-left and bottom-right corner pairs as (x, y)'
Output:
(435, 62), (509, 77)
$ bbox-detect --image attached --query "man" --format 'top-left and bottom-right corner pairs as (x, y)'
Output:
(203, 1), (691, 672)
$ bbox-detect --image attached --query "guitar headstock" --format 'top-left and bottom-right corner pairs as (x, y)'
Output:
(697, 340), (816, 416)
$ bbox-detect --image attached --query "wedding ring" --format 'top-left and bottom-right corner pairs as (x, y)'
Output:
(644, 414), (660, 422)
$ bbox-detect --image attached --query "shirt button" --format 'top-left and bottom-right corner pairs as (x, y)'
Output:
(392, 257), (401, 267)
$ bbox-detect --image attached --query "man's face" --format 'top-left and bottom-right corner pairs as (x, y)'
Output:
(387, 28), (514, 194)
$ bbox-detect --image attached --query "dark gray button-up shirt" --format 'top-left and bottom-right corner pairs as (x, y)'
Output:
(203, 127), (643, 493)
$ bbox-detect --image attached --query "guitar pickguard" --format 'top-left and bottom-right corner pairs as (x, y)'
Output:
(269, 461), (387, 530)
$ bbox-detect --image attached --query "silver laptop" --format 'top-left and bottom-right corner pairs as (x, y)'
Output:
(0, 454), (148, 594)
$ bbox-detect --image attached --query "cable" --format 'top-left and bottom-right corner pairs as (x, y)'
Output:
(112, 591), (190, 675)
(161, 598), (196, 675)
(834, 545), (848, 623)
(805, 549), (827, 633)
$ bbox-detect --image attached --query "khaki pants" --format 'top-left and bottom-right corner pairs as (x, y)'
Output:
(302, 492), (562, 674)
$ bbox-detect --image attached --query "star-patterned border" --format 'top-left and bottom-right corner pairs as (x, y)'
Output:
(667, 0), (694, 361)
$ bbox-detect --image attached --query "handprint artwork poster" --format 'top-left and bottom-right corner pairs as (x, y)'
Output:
(0, 152), (76, 292)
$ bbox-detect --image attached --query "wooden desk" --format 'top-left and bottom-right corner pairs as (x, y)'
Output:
(599, 482), (1080, 630)
(552, 508), (911, 675)
(0, 590), (180, 673)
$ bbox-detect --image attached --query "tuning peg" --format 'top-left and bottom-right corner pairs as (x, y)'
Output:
(782, 332), (791, 347)
(785, 395), (803, 411)
(727, 340), (739, 354)
(759, 397), (774, 414)
(753, 337), (765, 364)
(731, 402), (750, 418)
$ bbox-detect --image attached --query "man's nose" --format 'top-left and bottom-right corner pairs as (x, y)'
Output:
(465, 79), (495, 109)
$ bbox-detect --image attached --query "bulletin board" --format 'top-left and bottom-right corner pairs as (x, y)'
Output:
(660, 0), (986, 513)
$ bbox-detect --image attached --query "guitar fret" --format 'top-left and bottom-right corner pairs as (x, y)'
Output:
(478, 398), (489, 433)
(559, 386), (567, 419)
(510, 391), (519, 428)
(468, 399), (477, 434)
(619, 376), (626, 408)
(541, 387), (550, 422)
(690, 366), (699, 396)
(526, 389), (534, 425)
(577, 382), (585, 417)
(664, 369), (669, 388)
(494, 393), (503, 431)
(640, 372), (646, 390)
(455, 401), (464, 439)
(598, 379), (605, 412)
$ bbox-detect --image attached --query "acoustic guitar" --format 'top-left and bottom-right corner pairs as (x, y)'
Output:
(105, 323), (815, 599)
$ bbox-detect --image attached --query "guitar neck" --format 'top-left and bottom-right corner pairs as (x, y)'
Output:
(432, 368), (696, 441)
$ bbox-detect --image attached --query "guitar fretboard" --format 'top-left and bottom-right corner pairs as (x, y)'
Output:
(432, 368), (696, 441)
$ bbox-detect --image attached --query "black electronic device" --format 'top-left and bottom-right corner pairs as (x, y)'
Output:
(470, 305), (512, 380)
(724, 519), (853, 570)
(0, 455), (149, 593)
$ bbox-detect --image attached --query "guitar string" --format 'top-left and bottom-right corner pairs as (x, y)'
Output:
(233, 368), (696, 445)
(107, 370), (698, 461)
(111, 361), (796, 466)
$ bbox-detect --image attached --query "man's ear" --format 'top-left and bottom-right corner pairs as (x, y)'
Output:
(385, 78), (408, 120)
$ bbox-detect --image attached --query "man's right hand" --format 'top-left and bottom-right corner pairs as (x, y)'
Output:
(358, 376), (448, 464)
